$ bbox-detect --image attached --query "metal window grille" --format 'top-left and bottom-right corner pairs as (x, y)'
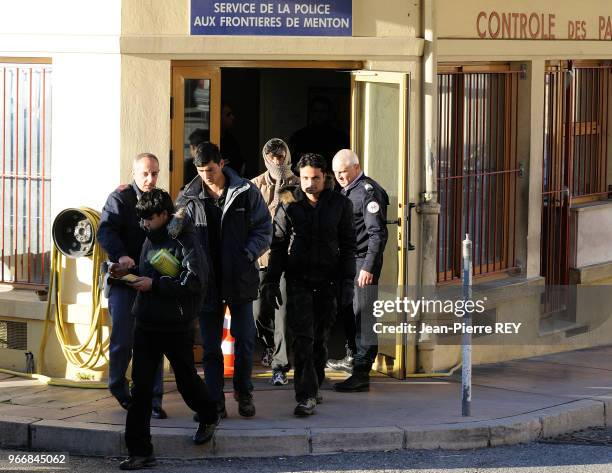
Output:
(0, 319), (28, 350)
(0, 63), (52, 288)
(541, 61), (611, 286)
(437, 68), (521, 283)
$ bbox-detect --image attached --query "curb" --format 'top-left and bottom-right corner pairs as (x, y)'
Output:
(0, 399), (608, 458)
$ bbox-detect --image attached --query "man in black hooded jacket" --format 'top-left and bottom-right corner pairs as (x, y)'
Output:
(262, 153), (356, 417)
(116, 189), (218, 471)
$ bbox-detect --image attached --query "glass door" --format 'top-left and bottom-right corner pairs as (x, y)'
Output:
(171, 66), (221, 197)
(351, 71), (410, 379)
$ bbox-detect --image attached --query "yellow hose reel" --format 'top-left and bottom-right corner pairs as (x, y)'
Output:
(37, 207), (108, 382)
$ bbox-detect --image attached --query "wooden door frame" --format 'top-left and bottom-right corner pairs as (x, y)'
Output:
(170, 66), (221, 197)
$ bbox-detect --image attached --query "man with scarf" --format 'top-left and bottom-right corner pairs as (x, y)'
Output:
(251, 139), (300, 386)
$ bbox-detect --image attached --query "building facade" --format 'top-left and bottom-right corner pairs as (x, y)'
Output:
(0, 0), (611, 379)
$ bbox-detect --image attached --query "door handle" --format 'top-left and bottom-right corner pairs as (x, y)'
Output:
(385, 203), (415, 251)
(407, 202), (416, 251)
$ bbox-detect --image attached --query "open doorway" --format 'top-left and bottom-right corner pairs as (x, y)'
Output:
(220, 68), (351, 179)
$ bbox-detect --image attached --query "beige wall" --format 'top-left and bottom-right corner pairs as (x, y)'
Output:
(120, 55), (172, 188)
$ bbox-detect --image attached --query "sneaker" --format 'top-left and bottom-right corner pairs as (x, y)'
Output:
(234, 392), (256, 417)
(316, 391), (323, 404)
(333, 373), (370, 392)
(261, 347), (274, 367)
(193, 415), (220, 445)
(326, 347), (354, 373)
(271, 369), (288, 386)
(119, 455), (157, 470)
(294, 398), (317, 416)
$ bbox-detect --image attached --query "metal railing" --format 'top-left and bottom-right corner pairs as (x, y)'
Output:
(0, 63), (52, 288)
(437, 69), (521, 283)
(541, 62), (611, 286)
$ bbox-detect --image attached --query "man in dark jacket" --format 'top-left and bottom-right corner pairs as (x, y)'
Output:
(97, 153), (165, 418)
(329, 149), (389, 392)
(176, 142), (271, 418)
(117, 189), (219, 470)
(262, 153), (356, 416)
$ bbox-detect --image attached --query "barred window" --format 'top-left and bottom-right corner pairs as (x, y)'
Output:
(437, 66), (521, 283)
(0, 61), (52, 287)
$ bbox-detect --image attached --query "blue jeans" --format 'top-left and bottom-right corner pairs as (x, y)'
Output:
(108, 285), (164, 408)
(199, 283), (255, 401)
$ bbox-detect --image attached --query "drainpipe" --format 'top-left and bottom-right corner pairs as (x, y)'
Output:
(416, 0), (440, 373)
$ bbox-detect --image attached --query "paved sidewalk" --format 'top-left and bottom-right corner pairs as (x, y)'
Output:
(1, 345), (612, 458)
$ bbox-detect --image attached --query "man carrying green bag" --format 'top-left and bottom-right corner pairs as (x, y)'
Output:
(116, 189), (218, 470)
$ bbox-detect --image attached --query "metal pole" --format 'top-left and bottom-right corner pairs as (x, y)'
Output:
(461, 234), (472, 416)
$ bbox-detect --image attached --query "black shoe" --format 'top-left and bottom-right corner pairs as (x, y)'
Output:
(333, 373), (370, 392)
(234, 392), (256, 417)
(294, 398), (317, 416)
(151, 407), (167, 419)
(193, 416), (219, 445)
(119, 455), (157, 470)
(326, 347), (354, 373)
(193, 400), (226, 422)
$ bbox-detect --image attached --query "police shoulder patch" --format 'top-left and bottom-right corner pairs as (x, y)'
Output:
(367, 201), (380, 214)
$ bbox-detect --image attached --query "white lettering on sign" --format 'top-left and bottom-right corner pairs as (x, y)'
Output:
(214, 3), (256, 14)
(294, 4), (331, 15)
(304, 17), (349, 28)
(194, 16), (216, 27)
(192, 1), (351, 34)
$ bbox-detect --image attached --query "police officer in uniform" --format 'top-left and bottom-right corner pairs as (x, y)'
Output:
(97, 153), (166, 418)
(329, 149), (389, 392)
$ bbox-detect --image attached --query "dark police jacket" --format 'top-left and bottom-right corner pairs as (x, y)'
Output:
(265, 176), (356, 286)
(97, 182), (145, 263)
(342, 173), (389, 276)
(176, 166), (272, 304)
(131, 217), (207, 332)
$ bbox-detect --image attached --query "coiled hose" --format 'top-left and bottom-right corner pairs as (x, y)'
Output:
(36, 207), (108, 387)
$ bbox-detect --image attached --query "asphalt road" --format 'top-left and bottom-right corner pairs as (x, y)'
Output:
(1, 442), (611, 473)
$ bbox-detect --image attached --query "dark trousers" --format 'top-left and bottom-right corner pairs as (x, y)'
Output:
(108, 285), (163, 408)
(125, 326), (217, 457)
(199, 282), (255, 401)
(286, 280), (336, 402)
(253, 269), (290, 371)
(341, 257), (380, 373)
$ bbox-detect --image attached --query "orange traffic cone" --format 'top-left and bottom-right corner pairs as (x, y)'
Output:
(221, 306), (235, 377)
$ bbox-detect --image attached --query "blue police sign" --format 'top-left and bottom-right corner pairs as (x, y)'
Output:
(191, 0), (352, 36)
